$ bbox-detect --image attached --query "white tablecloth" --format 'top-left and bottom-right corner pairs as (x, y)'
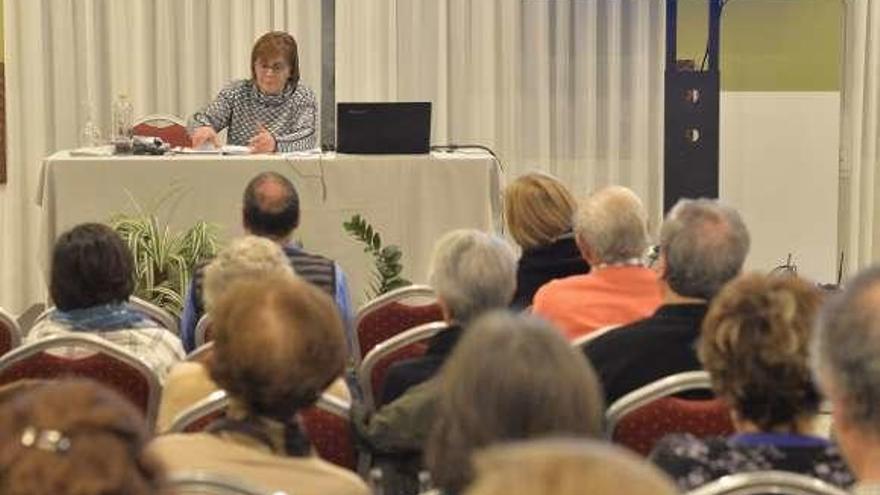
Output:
(38, 150), (501, 306)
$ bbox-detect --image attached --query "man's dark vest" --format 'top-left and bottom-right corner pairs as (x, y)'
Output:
(192, 244), (337, 316)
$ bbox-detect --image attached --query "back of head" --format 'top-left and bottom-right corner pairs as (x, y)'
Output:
(209, 275), (346, 419)
(574, 185), (648, 264)
(465, 439), (678, 495)
(428, 229), (517, 325)
(700, 273), (821, 430)
(203, 235), (294, 310)
(0, 379), (162, 495)
(504, 172), (577, 251)
(426, 311), (605, 494)
(242, 172), (300, 240)
(813, 266), (880, 436)
(660, 198), (750, 299)
(50, 223), (134, 311)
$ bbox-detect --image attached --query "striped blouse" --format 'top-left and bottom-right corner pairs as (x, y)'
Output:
(190, 79), (317, 152)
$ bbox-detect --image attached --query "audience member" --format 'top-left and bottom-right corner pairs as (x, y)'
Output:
(379, 229), (516, 405)
(426, 311), (605, 495)
(156, 236), (348, 431)
(503, 172), (590, 309)
(532, 185), (661, 339)
(651, 273), (854, 490)
(149, 275), (369, 495)
(585, 198), (750, 404)
(0, 380), (163, 495)
(27, 223), (184, 381)
(812, 266), (880, 493)
(465, 439), (678, 495)
(180, 171), (351, 351)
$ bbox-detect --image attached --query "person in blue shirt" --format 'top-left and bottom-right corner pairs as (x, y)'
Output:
(180, 171), (351, 352)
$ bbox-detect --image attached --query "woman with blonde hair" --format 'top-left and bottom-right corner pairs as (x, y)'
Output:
(426, 311), (605, 494)
(503, 172), (589, 309)
(651, 273), (854, 490)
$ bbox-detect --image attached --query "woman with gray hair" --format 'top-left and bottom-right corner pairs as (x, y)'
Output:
(354, 229), (517, 491)
(380, 229), (517, 405)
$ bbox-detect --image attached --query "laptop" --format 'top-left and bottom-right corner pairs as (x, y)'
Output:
(336, 102), (431, 154)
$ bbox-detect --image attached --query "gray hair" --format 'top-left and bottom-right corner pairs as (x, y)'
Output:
(203, 236), (295, 310)
(428, 230), (517, 325)
(660, 199), (750, 299)
(574, 186), (648, 264)
(812, 266), (880, 435)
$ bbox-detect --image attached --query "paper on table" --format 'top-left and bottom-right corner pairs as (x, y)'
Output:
(175, 145), (251, 155)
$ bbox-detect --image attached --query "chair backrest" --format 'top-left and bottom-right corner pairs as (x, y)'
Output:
(186, 342), (215, 363)
(0, 307), (22, 357)
(0, 334), (161, 427)
(168, 389), (358, 470)
(300, 394), (357, 470)
(165, 470), (285, 495)
(572, 323), (621, 349)
(606, 371), (733, 456)
(132, 114), (191, 148)
(129, 296), (179, 336)
(195, 314), (213, 348)
(354, 285), (442, 363)
(684, 470), (850, 495)
(168, 389), (229, 433)
(357, 321), (447, 410)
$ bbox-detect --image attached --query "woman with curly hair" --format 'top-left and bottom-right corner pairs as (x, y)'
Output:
(650, 273), (854, 490)
(0, 380), (163, 495)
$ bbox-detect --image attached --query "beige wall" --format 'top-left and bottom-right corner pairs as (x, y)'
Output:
(678, 0), (842, 91)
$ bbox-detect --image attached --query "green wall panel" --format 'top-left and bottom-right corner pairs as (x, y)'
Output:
(677, 0), (842, 92)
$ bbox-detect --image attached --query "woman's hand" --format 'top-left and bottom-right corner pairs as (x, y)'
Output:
(248, 123), (276, 153)
(191, 126), (220, 149)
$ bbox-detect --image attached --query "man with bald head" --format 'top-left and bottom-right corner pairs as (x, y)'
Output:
(533, 185), (662, 340)
(180, 171), (350, 351)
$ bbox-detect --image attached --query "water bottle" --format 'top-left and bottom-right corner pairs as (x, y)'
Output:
(80, 100), (102, 147)
(111, 94), (133, 153)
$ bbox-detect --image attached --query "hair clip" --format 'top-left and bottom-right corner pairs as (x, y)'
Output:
(20, 426), (71, 453)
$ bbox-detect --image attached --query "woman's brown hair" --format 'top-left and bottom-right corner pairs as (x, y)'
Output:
(699, 273), (822, 431)
(0, 379), (163, 495)
(426, 311), (605, 494)
(250, 31), (300, 87)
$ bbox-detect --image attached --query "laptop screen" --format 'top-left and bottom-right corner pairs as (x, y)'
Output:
(336, 102), (431, 154)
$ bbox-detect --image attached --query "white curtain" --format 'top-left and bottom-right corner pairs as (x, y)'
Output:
(840, 0), (880, 274)
(337, 0), (666, 214)
(1, 0), (665, 314)
(1, 0), (321, 314)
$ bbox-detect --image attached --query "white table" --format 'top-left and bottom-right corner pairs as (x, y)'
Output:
(38, 150), (501, 306)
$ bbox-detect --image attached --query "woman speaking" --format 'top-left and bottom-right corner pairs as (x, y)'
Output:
(189, 31), (317, 153)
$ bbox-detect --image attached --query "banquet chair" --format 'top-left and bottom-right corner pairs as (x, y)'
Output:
(605, 370), (733, 456)
(684, 470), (849, 495)
(0, 333), (161, 427)
(165, 471), (282, 495)
(0, 306), (21, 357)
(168, 389), (359, 470)
(132, 114), (191, 148)
(357, 321), (447, 410)
(129, 296), (179, 336)
(353, 285), (442, 364)
(572, 323), (621, 350)
(195, 314), (213, 348)
(186, 341), (214, 363)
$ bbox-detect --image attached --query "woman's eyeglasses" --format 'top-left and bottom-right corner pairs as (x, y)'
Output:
(255, 62), (289, 74)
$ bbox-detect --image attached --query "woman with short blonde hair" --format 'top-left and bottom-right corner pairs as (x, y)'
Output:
(503, 173), (589, 308)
